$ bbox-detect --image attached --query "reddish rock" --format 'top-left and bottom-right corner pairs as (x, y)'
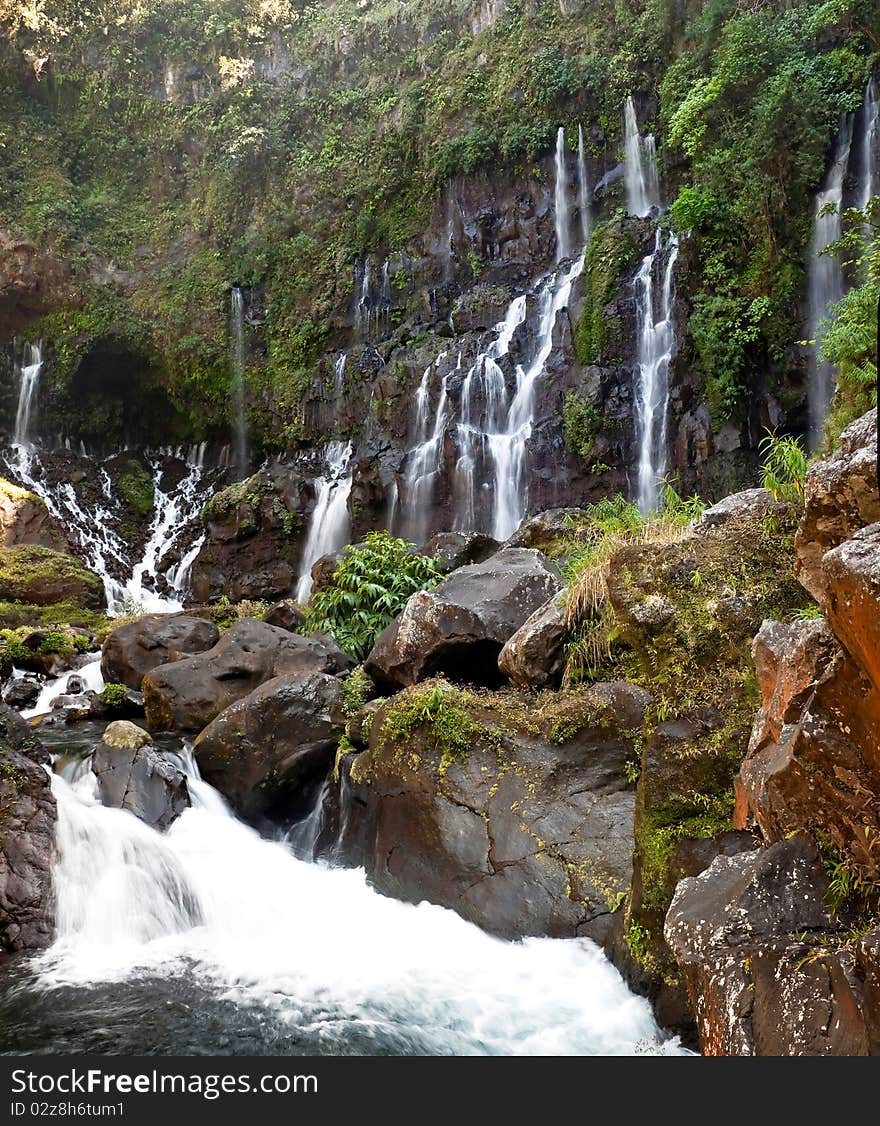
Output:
(101, 613), (220, 690)
(822, 522), (880, 696)
(795, 408), (880, 603)
(665, 839), (874, 1055)
(736, 619), (880, 883)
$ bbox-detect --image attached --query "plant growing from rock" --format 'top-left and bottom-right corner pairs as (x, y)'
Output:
(759, 430), (807, 502)
(304, 531), (443, 660)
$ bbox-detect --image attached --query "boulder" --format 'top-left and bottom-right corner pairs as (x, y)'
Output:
(338, 679), (649, 944)
(665, 839), (875, 1055)
(0, 704), (56, 951)
(421, 531), (500, 573)
(101, 613), (220, 690)
(795, 408), (880, 602)
(91, 720), (189, 831)
(188, 466), (308, 603)
(735, 619), (880, 882)
(3, 677), (40, 708)
(497, 590), (568, 688)
(0, 544), (105, 609)
(0, 479), (64, 550)
(194, 671), (344, 820)
(365, 548), (562, 689)
(822, 522), (880, 695)
(142, 617), (353, 732)
(505, 508), (590, 552)
(694, 488), (781, 530)
(262, 601), (306, 632)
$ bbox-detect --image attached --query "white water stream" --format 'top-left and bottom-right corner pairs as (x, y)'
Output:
(32, 752), (686, 1056)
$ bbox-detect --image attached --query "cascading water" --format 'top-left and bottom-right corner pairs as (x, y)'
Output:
(623, 96), (660, 218)
(554, 126), (571, 262)
(5, 445), (215, 613)
(805, 115), (854, 446)
(11, 748), (686, 1056)
(333, 352), (347, 398)
(295, 441), (353, 604)
(633, 231), (679, 513)
(488, 257), (584, 539)
(229, 287), (249, 474)
(12, 340), (43, 451)
(858, 76), (879, 212)
(396, 355), (452, 546)
(577, 124), (592, 244)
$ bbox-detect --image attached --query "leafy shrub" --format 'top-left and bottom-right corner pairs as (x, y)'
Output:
(759, 430), (807, 502)
(304, 531), (444, 660)
(99, 682), (128, 708)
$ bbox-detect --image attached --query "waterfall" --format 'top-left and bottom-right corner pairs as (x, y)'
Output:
(229, 288), (249, 474)
(806, 115), (854, 446)
(295, 441), (353, 604)
(6, 446), (214, 612)
(333, 353), (347, 399)
(633, 230), (679, 513)
(396, 355), (454, 546)
(623, 96), (660, 218)
(858, 76), (879, 212)
(13, 340), (43, 449)
(355, 257), (373, 336)
(27, 749), (685, 1055)
(577, 124), (592, 245)
(554, 127), (571, 262)
(453, 296), (527, 534)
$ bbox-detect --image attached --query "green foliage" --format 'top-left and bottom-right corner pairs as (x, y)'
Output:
(99, 682), (128, 708)
(662, 0), (868, 427)
(759, 429), (807, 502)
(304, 531), (444, 660)
(576, 222), (637, 365)
(117, 460), (156, 516)
(818, 200), (879, 447)
(562, 392), (602, 460)
(382, 681), (475, 776)
(37, 630), (72, 655)
(341, 665), (374, 717)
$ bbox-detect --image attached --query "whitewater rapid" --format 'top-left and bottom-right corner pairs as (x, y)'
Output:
(29, 754), (687, 1057)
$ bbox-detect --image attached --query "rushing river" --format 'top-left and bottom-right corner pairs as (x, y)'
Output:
(0, 728), (686, 1058)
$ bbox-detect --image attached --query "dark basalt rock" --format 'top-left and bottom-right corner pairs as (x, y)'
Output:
(497, 590), (567, 688)
(421, 531), (500, 572)
(194, 671), (345, 821)
(91, 720), (189, 831)
(337, 680), (650, 945)
(101, 613), (221, 690)
(142, 617), (353, 732)
(365, 548), (562, 690)
(665, 839), (877, 1055)
(262, 601), (307, 632)
(0, 704), (56, 952)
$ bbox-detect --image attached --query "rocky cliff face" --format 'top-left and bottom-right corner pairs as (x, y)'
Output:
(668, 409), (880, 1055)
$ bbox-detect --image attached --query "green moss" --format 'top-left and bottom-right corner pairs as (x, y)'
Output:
(0, 546), (104, 609)
(381, 681), (476, 777)
(117, 460), (155, 516)
(341, 666), (374, 718)
(99, 682), (128, 708)
(575, 220), (639, 365)
(562, 391), (603, 460)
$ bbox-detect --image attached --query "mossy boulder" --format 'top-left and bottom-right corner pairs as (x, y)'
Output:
(0, 478), (64, 550)
(338, 678), (650, 946)
(574, 495), (806, 1021)
(0, 545), (105, 610)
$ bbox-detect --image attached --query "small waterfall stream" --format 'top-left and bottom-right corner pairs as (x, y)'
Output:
(13, 748), (686, 1056)
(805, 115), (855, 445)
(13, 340), (43, 449)
(858, 76), (879, 212)
(633, 231), (679, 513)
(554, 126), (571, 262)
(295, 441), (353, 604)
(623, 96), (659, 218)
(5, 444), (215, 613)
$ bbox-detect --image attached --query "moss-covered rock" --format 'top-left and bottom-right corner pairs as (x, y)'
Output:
(339, 677), (650, 946)
(117, 460), (155, 517)
(0, 545), (105, 610)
